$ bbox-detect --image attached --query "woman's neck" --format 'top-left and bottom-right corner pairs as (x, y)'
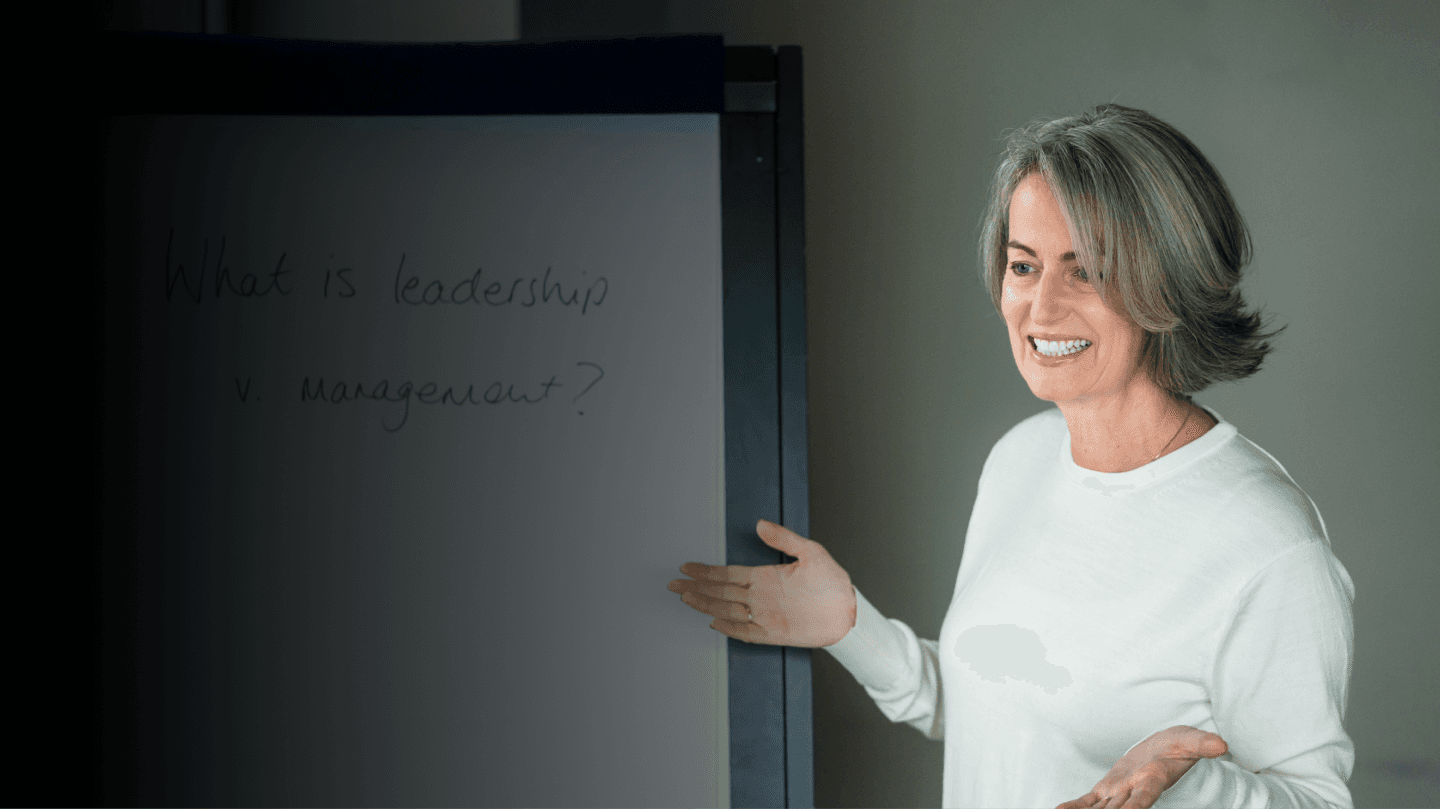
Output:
(1057, 386), (1217, 473)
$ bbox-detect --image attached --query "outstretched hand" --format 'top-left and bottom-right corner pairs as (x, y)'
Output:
(668, 519), (857, 647)
(1056, 726), (1228, 809)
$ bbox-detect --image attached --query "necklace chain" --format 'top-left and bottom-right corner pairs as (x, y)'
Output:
(1154, 405), (1193, 462)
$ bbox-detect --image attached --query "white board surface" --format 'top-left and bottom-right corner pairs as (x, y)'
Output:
(104, 113), (726, 807)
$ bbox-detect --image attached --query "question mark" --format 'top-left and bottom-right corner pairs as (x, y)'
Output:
(572, 361), (604, 415)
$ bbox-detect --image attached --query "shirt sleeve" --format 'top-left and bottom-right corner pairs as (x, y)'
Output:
(1157, 540), (1356, 808)
(820, 586), (944, 740)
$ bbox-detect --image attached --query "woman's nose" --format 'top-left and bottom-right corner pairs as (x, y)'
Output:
(1031, 268), (1072, 323)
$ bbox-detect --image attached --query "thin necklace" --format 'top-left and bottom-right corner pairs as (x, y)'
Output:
(1153, 405), (1192, 462)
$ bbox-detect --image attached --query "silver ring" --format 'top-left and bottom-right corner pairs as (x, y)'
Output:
(747, 609), (754, 622)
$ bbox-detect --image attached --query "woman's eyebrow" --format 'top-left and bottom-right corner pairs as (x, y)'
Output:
(1007, 239), (1076, 261)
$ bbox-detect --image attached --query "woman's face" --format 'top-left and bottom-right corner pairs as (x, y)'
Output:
(1002, 173), (1149, 406)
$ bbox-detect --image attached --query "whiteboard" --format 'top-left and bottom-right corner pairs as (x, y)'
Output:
(103, 113), (727, 807)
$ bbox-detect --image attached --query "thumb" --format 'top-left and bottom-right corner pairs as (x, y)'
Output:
(755, 519), (813, 558)
(1195, 731), (1228, 759)
(1175, 727), (1227, 759)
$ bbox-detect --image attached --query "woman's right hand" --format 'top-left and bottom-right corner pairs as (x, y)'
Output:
(667, 519), (857, 647)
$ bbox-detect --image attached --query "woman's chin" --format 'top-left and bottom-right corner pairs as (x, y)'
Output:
(1020, 372), (1074, 403)
(1026, 386), (1067, 404)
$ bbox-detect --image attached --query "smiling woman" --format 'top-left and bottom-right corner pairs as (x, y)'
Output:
(998, 171), (1213, 471)
(979, 104), (1281, 399)
(670, 104), (1355, 809)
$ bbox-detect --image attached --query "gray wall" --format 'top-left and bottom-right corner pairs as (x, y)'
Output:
(101, 1), (1440, 805)
(664, 2), (1440, 806)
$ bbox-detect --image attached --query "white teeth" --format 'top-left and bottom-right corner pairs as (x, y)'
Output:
(1033, 338), (1092, 356)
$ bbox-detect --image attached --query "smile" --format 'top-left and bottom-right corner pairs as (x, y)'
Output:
(1030, 337), (1092, 357)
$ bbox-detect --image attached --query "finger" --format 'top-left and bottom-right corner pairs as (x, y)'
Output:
(1055, 794), (1102, 809)
(668, 578), (725, 594)
(755, 519), (818, 558)
(1078, 785), (1120, 809)
(679, 561), (753, 585)
(1072, 787), (1129, 809)
(1118, 783), (1161, 809)
(710, 617), (772, 645)
(680, 590), (750, 623)
(687, 579), (749, 604)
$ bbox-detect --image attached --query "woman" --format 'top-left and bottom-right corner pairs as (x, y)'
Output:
(668, 104), (1355, 809)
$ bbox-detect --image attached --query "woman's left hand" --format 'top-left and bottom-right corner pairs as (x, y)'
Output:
(1055, 725), (1228, 809)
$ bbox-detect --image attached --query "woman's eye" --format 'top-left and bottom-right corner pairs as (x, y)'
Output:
(1009, 262), (1036, 276)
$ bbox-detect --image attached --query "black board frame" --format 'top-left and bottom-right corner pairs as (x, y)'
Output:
(96, 31), (812, 809)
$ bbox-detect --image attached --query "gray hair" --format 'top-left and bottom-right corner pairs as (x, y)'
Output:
(977, 103), (1283, 396)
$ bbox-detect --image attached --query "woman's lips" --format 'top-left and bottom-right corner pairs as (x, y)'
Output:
(1028, 335), (1093, 361)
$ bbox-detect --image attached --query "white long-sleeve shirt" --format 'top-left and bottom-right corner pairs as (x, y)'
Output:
(824, 406), (1355, 808)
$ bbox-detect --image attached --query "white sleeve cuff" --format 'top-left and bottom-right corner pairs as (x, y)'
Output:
(1156, 756), (1351, 809)
(821, 585), (914, 690)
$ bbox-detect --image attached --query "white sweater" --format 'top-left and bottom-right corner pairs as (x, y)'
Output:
(824, 406), (1355, 808)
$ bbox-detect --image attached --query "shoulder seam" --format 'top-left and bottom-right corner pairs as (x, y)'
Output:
(1233, 433), (1331, 546)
